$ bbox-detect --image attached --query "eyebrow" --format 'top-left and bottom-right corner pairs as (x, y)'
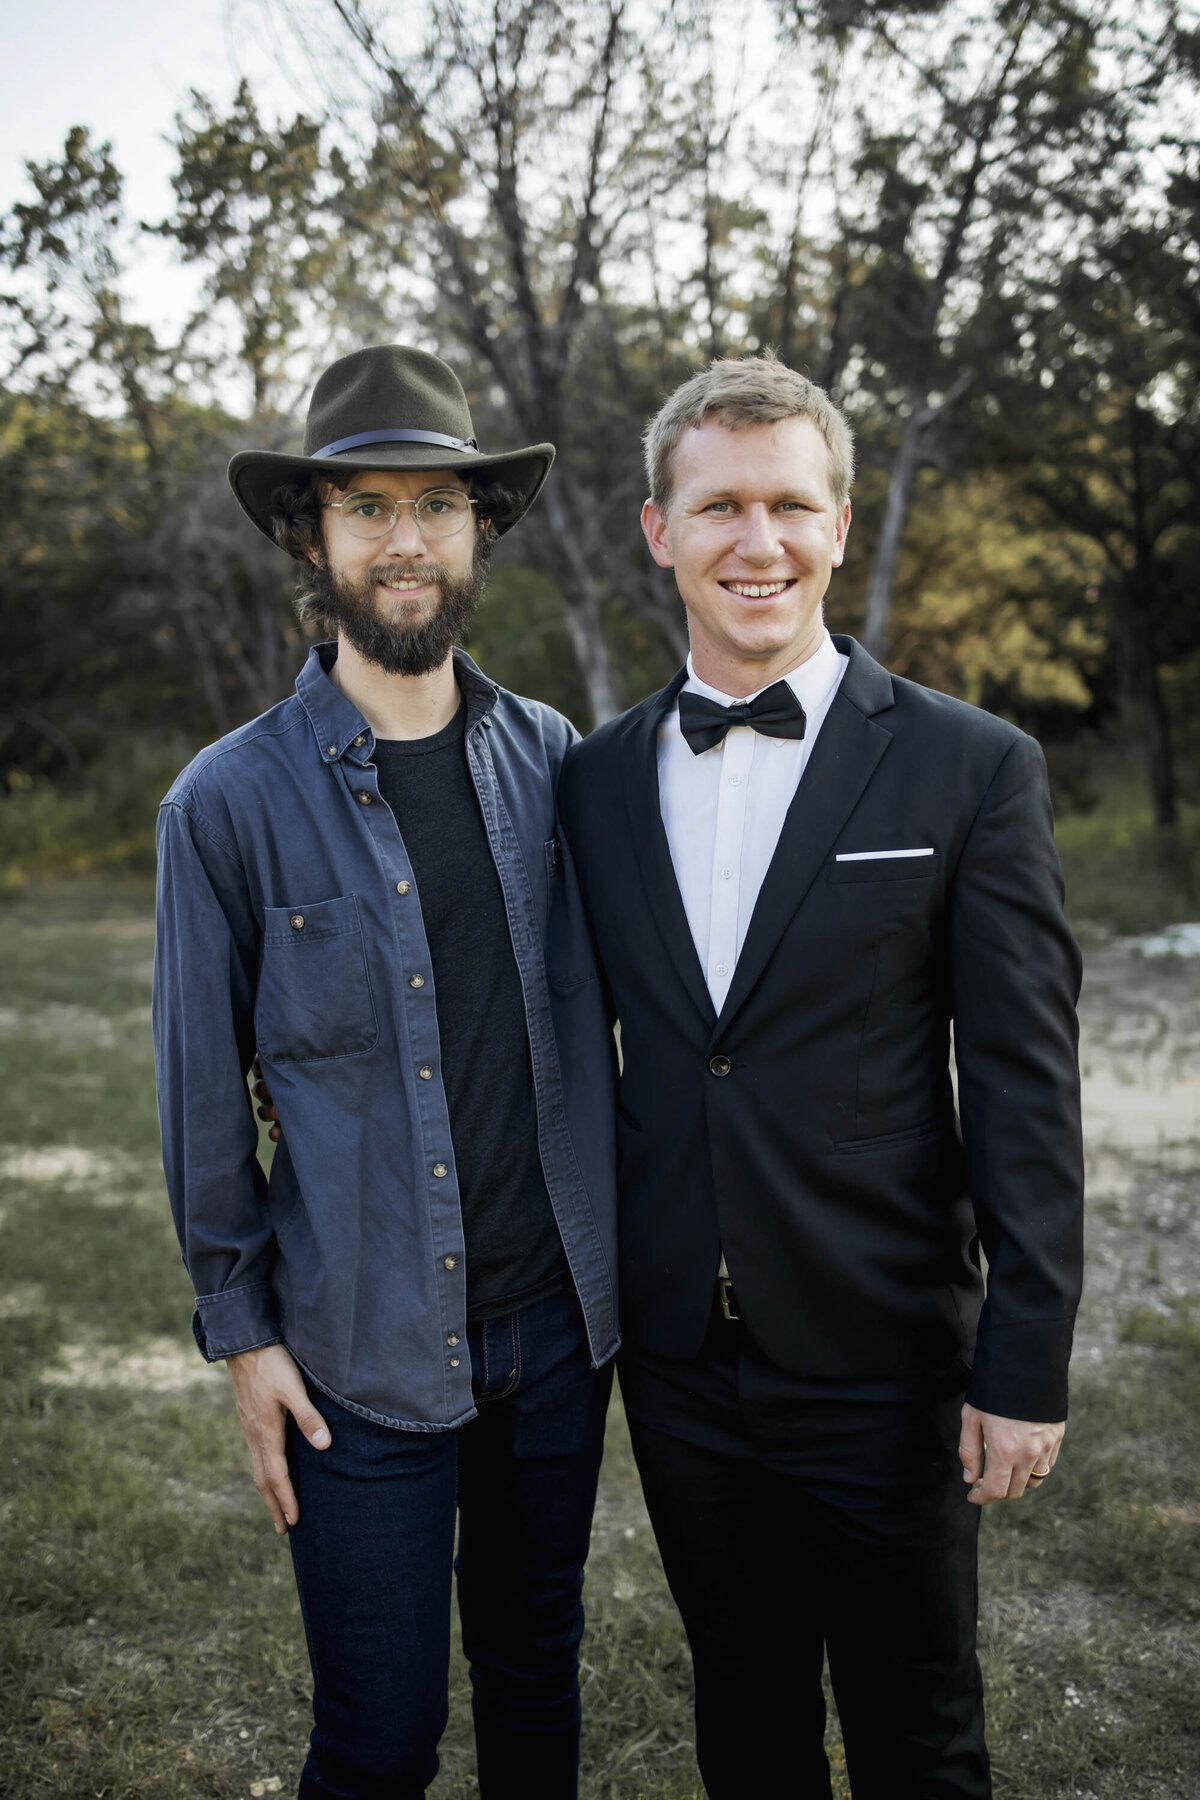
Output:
(687, 487), (825, 509)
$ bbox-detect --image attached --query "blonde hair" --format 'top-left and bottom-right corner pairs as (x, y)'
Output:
(644, 353), (854, 513)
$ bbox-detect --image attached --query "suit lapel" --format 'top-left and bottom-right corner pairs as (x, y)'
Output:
(620, 669), (717, 1031)
(712, 638), (896, 1040)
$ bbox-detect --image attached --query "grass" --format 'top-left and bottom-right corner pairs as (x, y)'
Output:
(1, 890), (1198, 1798)
(1050, 772), (1200, 938)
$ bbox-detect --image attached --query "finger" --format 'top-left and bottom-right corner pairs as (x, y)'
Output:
(959, 1410), (984, 1485)
(969, 1451), (1016, 1506)
(291, 1397), (332, 1451)
(269, 1122), (281, 1142)
(251, 1460), (292, 1534)
(270, 1468), (301, 1532)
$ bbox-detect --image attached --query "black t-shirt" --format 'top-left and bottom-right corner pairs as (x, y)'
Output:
(372, 701), (571, 1318)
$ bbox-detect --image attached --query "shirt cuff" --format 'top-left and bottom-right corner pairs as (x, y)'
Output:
(192, 1283), (282, 1362)
(965, 1315), (1075, 1422)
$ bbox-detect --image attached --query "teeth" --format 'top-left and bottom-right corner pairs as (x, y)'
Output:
(725, 581), (790, 598)
(383, 579), (427, 591)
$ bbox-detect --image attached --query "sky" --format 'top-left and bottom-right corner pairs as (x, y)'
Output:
(1, 0), (303, 331)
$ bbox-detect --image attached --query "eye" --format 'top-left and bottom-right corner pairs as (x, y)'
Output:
(344, 494), (388, 519)
(420, 490), (468, 516)
(704, 501), (736, 515)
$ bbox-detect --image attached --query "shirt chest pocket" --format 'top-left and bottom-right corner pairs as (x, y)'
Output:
(256, 895), (379, 1064)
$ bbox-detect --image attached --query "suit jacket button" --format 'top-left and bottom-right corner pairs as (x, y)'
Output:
(708, 1054), (732, 1077)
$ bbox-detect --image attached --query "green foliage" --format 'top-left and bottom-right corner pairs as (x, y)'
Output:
(1053, 773), (1199, 933)
(0, 0), (1197, 813)
(0, 732), (192, 888)
(159, 82), (347, 414)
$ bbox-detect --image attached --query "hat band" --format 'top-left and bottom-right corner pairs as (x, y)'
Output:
(310, 427), (480, 459)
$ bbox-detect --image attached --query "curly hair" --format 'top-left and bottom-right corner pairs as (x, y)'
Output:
(268, 472), (523, 631)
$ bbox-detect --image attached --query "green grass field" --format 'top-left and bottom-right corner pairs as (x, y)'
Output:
(1, 891), (1197, 1798)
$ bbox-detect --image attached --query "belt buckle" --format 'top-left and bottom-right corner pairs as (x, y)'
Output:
(718, 1275), (740, 1323)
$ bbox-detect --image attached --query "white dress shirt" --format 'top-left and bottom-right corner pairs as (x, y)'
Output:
(657, 629), (849, 1014)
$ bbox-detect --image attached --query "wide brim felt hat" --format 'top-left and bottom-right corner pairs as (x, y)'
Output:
(228, 344), (555, 542)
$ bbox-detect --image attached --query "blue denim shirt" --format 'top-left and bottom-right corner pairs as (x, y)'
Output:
(153, 645), (619, 1430)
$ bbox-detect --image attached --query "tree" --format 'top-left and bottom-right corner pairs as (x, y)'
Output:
(980, 148), (1200, 829)
(788, 0), (1162, 659)
(263, 0), (722, 722)
(158, 81), (351, 417)
(0, 126), (172, 463)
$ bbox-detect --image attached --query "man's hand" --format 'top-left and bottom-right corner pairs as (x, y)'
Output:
(252, 1058), (281, 1142)
(227, 1343), (330, 1533)
(959, 1404), (1064, 1505)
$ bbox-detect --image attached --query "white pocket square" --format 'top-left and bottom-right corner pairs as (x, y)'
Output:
(835, 848), (935, 862)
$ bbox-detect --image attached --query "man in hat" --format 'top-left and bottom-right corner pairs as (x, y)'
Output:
(558, 354), (1083, 1797)
(153, 344), (618, 1800)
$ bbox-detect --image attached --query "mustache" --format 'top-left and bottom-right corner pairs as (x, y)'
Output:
(367, 561), (453, 589)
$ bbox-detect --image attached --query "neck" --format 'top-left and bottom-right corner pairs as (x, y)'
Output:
(330, 638), (461, 740)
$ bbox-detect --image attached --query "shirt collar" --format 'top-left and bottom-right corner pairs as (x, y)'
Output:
(296, 641), (499, 766)
(682, 628), (842, 717)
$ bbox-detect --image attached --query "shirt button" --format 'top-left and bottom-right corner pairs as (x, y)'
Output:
(356, 790), (373, 805)
(409, 974), (425, 989)
(434, 1164), (448, 1179)
(728, 774), (742, 786)
(446, 1334), (459, 1347)
(353, 733), (367, 747)
(449, 1356), (461, 1368)
(396, 881), (411, 895)
(326, 744), (338, 758)
(290, 914), (305, 931)
(720, 868), (733, 880)
(442, 1251), (456, 1267)
(708, 1054), (732, 1077)
(715, 962), (728, 977)
(418, 1065), (433, 1080)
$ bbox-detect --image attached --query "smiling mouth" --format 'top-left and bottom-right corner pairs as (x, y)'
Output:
(379, 576), (435, 594)
(720, 579), (795, 598)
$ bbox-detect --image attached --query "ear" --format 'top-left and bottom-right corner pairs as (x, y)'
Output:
(641, 497), (675, 569)
(831, 500), (851, 568)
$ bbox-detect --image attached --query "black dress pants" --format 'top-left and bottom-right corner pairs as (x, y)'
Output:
(619, 1312), (990, 1800)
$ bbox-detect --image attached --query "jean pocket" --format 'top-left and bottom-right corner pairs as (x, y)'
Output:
(256, 894), (379, 1063)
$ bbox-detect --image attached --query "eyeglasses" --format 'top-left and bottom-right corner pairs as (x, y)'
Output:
(323, 488), (477, 540)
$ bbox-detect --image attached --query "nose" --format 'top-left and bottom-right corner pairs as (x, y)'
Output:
(737, 504), (784, 565)
(381, 502), (426, 556)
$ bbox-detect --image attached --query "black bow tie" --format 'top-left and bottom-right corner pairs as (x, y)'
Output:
(677, 681), (808, 756)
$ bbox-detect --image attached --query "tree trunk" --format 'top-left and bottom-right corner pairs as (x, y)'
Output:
(1124, 399), (1178, 829)
(860, 393), (928, 658)
(537, 475), (621, 727)
(1116, 585), (1178, 830)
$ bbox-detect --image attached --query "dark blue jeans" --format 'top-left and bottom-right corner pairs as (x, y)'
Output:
(285, 1289), (613, 1799)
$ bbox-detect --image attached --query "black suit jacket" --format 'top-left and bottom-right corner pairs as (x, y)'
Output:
(559, 637), (1084, 1422)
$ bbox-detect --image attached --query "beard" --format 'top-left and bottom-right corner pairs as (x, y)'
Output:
(309, 539), (492, 676)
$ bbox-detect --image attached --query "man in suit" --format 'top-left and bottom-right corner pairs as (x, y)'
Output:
(558, 354), (1083, 1797)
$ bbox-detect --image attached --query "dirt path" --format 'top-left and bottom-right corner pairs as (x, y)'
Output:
(1075, 940), (1200, 1364)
